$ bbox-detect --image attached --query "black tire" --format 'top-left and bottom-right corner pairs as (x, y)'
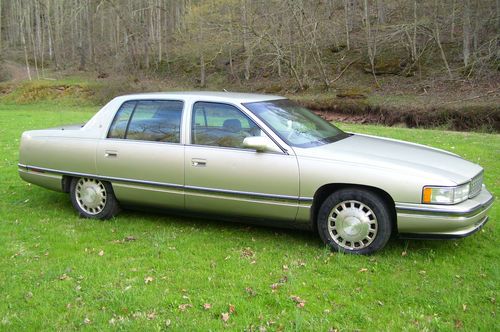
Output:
(70, 177), (121, 219)
(317, 188), (392, 255)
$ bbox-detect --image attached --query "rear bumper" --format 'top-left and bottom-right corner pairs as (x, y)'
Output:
(18, 165), (64, 192)
(396, 188), (494, 239)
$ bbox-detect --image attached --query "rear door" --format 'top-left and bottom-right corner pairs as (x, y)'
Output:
(184, 101), (300, 221)
(96, 100), (185, 209)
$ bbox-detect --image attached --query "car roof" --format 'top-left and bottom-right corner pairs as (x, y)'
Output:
(115, 91), (286, 104)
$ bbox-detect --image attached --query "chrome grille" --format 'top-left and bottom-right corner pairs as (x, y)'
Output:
(469, 172), (483, 198)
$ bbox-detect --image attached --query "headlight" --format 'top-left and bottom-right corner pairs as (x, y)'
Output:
(422, 183), (470, 204)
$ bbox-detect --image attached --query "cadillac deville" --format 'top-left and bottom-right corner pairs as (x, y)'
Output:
(18, 92), (494, 254)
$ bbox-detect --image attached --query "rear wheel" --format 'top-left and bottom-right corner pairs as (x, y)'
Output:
(317, 188), (392, 254)
(70, 177), (120, 219)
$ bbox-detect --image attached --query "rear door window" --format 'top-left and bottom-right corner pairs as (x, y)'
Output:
(108, 100), (184, 143)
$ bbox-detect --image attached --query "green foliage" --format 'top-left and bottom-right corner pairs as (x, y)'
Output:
(0, 102), (498, 330)
(363, 58), (404, 76)
(336, 87), (370, 99)
(0, 80), (94, 105)
(0, 80), (160, 106)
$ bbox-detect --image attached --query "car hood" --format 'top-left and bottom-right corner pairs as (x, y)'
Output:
(294, 133), (482, 185)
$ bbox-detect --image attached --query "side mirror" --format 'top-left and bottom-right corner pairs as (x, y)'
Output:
(243, 136), (282, 153)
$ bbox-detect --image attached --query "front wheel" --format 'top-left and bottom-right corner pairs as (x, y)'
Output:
(317, 188), (392, 255)
(70, 177), (120, 219)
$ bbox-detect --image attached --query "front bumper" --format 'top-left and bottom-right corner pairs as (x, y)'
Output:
(396, 188), (494, 239)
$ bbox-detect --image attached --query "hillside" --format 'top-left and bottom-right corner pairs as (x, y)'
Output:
(0, 0), (498, 131)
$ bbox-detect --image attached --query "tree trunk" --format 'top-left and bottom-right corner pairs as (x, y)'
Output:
(343, 0), (352, 50)
(450, 0), (456, 40)
(242, 0), (251, 81)
(363, 0), (380, 87)
(227, 8), (236, 81)
(78, 5), (86, 71)
(144, 8), (150, 70)
(198, 18), (205, 87)
(157, 0), (162, 64)
(0, 0), (2, 52)
(412, 0), (417, 63)
(497, 0), (500, 32)
(472, 0), (480, 52)
(463, 0), (471, 67)
(30, 22), (40, 79)
(34, 0), (42, 61)
(377, 0), (385, 24)
(21, 20), (32, 80)
(87, 1), (94, 66)
(434, 0), (452, 79)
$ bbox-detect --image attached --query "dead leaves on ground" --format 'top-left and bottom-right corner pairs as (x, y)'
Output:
(245, 287), (257, 297)
(240, 247), (255, 258)
(270, 275), (288, 292)
(240, 247), (256, 264)
(221, 312), (230, 323)
(290, 295), (306, 308)
(178, 303), (192, 312)
(111, 235), (137, 244)
(221, 304), (236, 323)
(59, 273), (70, 281)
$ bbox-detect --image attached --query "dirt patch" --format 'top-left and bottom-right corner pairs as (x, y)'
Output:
(296, 99), (500, 133)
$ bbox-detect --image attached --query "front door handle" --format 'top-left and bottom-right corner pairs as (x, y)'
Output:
(191, 158), (207, 167)
(105, 150), (118, 158)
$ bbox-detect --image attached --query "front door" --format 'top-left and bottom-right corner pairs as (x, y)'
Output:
(184, 101), (299, 221)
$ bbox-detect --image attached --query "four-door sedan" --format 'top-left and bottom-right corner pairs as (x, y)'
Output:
(18, 92), (494, 254)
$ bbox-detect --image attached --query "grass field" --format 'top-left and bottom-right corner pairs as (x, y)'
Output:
(0, 101), (498, 331)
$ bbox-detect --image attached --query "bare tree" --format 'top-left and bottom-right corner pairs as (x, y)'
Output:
(20, 19), (31, 80)
(463, 0), (472, 67)
(377, 0), (386, 24)
(450, 0), (456, 40)
(433, 0), (453, 79)
(198, 17), (205, 87)
(363, 0), (380, 87)
(241, 0), (251, 81)
(0, 0), (3, 52)
(343, 0), (355, 50)
(0, 0), (498, 85)
(497, 0), (500, 31)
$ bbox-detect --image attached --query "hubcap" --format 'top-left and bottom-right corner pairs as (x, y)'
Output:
(75, 178), (107, 215)
(327, 200), (378, 250)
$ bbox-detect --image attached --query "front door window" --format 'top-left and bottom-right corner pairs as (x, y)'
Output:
(191, 102), (263, 149)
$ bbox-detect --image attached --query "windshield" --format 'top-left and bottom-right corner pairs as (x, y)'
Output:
(243, 99), (348, 148)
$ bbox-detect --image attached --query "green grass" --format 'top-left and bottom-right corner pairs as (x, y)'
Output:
(0, 102), (498, 331)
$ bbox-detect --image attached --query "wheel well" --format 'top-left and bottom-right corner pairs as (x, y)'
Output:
(62, 175), (117, 196)
(310, 183), (397, 233)
(62, 176), (73, 193)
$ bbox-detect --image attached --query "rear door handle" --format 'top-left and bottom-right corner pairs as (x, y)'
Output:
(105, 150), (118, 158)
(191, 158), (207, 167)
